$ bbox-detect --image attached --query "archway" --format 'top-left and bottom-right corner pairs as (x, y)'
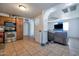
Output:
(41, 7), (56, 44)
(43, 8), (56, 31)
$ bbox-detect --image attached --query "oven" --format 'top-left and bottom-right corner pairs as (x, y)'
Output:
(4, 22), (16, 42)
(5, 32), (16, 42)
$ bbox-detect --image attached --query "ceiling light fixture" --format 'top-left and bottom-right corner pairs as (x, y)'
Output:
(19, 5), (26, 11)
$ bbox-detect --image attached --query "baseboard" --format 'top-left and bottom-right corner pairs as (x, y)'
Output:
(68, 37), (79, 39)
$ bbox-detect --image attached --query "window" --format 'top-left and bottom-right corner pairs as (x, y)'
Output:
(63, 22), (69, 31)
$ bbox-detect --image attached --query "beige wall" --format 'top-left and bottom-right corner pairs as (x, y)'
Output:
(34, 14), (43, 43)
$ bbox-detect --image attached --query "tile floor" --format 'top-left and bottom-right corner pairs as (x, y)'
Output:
(0, 37), (79, 56)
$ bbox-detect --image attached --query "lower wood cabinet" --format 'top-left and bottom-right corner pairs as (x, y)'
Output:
(0, 32), (4, 43)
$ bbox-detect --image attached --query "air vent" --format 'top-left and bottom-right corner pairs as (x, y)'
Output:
(70, 5), (77, 11)
(62, 8), (68, 13)
(48, 17), (58, 20)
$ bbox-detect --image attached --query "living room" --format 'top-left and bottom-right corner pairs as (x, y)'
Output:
(0, 3), (79, 56)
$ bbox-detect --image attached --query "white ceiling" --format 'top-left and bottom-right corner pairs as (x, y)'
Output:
(0, 3), (60, 18)
(48, 3), (79, 20)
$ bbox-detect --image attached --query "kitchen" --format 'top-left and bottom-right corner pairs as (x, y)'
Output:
(0, 16), (23, 43)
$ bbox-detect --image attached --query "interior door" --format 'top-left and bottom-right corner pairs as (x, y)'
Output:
(23, 22), (29, 36)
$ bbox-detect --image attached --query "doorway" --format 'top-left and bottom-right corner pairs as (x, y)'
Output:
(23, 19), (35, 40)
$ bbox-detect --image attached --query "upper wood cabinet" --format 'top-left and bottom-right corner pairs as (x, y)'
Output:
(0, 16), (11, 22)
(6, 18), (15, 23)
(0, 16), (4, 26)
(0, 16), (16, 23)
(11, 18), (16, 23)
(4, 17), (12, 22)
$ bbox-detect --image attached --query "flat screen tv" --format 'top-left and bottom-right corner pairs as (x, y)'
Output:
(54, 23), (63, 30)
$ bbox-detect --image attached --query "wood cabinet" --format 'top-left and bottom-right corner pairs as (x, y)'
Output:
(11, 18), (16, 23)
(5, 18), (15, 23)
(0, 32), (4, 43)
(3, 17), (12, 22)
(0, 16), (23, 42)
(16, 18), (23, 40)
(0, 16), (5, 43)
(0, 16), (4, 26)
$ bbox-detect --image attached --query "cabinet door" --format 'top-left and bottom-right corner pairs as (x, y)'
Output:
(11, 18), (16, 23)
(0, 32), (4, 43)
(0, 16), (4, 26)
(3, 17), (10, 22)
(16, 18), (23, 40)
(7, 18), (15, 22)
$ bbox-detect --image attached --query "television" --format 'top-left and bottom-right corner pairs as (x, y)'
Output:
(54, 23), (63, 30)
